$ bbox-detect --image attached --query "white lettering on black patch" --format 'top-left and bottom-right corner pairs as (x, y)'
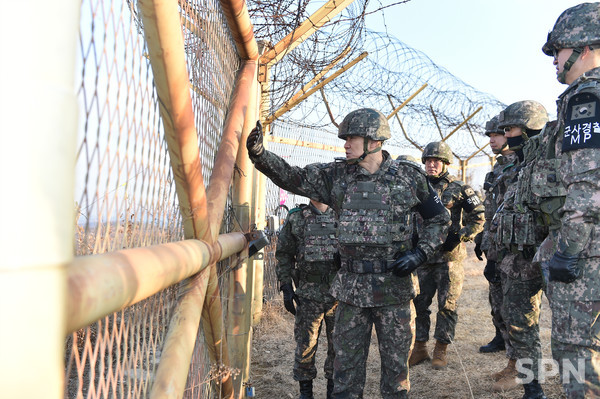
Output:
(562, 92), (600, 152)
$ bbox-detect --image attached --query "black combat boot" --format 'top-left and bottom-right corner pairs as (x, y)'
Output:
(326, 378), (334, 399)
(522, 379), (547, 399)
(299, 380), (314, 399)
(479, 328), (505, 353)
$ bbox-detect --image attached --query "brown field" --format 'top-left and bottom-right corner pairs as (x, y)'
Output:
(250, 246), (567, 398)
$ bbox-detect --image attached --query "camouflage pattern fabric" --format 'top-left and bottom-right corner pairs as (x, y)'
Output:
(481, 153), (519, 261)
(251, 150), (450, 307)
(488, 278), (515, 359)
(332, 300), (414, 399)
(250, 149), (449, 398)
(481, 153), (519, 357)
(500, 270), (544, 379)
(413, 172), (484, 344)
(414, 261), (464, 344)
(276, 203), (338, 302)
(533, 66), (600, 396)
(293, 296), (337, 381)
(427, 173), (485, 264)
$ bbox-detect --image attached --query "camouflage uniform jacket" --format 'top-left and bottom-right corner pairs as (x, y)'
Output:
(535, 66), (600, 301)
(426, 172), (485, 263)
(275, 203), (338, 302)
(250, 150), (451, 307)
(495, 134), (551, 280)
(481, 153), (518, 262)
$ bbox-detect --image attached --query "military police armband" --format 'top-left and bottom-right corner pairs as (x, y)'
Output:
(461, 185), (482, 212)
(417, 183), (447, 219)
(562, 91), (600, 152)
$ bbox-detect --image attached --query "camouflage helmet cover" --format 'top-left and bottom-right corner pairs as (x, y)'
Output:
(497, 100), (549, 131)
(421, 141), (453, 164)
(397, 154), (419, 163)
(484, 115), (503, 136)
(338, 108), (391, 141)
(542, 2), (600, 56)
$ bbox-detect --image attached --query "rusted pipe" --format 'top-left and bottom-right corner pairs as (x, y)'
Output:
(138, 0), (210, 241)
(66, 233), (247, 333)
(206, 60), (258, 239)
(219, 0), (258, 61)
(150, 268), (211, 399)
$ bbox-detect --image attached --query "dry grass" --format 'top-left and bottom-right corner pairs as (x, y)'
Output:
(251, 247), (566, 398)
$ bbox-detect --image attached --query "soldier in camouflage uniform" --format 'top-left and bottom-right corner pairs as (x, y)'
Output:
(534, 3), (600, 397)
(494, 100), (550, 398)
(409, 141), (485, 370)
(276, 199), (339, 399)
(476, 115), (517, 356)
(247, 109), (450, 398)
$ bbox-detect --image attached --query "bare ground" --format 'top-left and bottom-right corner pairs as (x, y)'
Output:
(250, 249), (566, 399)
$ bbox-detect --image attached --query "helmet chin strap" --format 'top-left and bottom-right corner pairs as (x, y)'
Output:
(558, 47), (582, 84)
(492, 141), (508, 155)
(346, 137), (382, 164)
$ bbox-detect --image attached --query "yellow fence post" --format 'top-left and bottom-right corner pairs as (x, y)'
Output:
(0, 0), (80, 397)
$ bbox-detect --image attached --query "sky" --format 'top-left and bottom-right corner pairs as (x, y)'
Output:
(366, 0), (586, 120)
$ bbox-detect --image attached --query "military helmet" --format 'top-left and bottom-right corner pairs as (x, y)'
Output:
(338, 108), (391, 141)
(484, 115), (503, 136)
(421, 141), (453, 164)
(497, 100), (548, 131)
(542, 3), (600, 56)
(397, 154), (419, 163)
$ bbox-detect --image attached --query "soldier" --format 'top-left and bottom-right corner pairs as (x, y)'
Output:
(476, 115), (517, 355)
(276, 198), (339, 399)
(247, 108), (450, 399)
(536, 3), (600, 397)
(494, 100), (549, 398)
(409, 141), (485, 369)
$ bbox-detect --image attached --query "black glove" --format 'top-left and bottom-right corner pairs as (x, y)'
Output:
(246, 120), (264, 157)
(474, 241), (484, 261)
(548, 251), (581, 283)
(441, 231), (461, 252)
(280, 282), (298, 315)
(391, 247), (427, 278)
(483, 261), (499, 283)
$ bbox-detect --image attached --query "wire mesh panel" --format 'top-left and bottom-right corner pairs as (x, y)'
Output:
(68, 0), (240, 396)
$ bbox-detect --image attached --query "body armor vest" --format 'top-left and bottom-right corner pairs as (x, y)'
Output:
(302, 207), (338, 263)
(337, 162), (414, 260)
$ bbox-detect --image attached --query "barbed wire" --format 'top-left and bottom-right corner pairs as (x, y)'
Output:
(247, 0), (504, 159)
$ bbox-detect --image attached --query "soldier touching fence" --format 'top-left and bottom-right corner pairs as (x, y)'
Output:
(247, 108), (450, 399)
(275, 199), (339, 399)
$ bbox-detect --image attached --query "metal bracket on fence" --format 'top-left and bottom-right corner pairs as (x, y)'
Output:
(245, 230), (270, 257)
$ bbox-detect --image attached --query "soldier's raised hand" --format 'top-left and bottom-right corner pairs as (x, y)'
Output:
(246, 120), (265, 157)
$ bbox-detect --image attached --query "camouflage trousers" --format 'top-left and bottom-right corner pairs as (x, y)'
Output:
(293, 296), (338, 381)
(414, 261), (464, 344)
(500, 272), (543, 379)
(332, 300), (415, 399)
(549, 298), (600, 398)
(488, 279), (515, 359)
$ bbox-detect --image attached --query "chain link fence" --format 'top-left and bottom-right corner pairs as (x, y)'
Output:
(68, 0), (240, 396)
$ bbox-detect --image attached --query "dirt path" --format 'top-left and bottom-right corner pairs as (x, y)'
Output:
(250, 251), (566, 398)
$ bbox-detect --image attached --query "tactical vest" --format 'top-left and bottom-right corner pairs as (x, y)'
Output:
(302, 206), (338, 263)
(337, 162), (414, 260)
